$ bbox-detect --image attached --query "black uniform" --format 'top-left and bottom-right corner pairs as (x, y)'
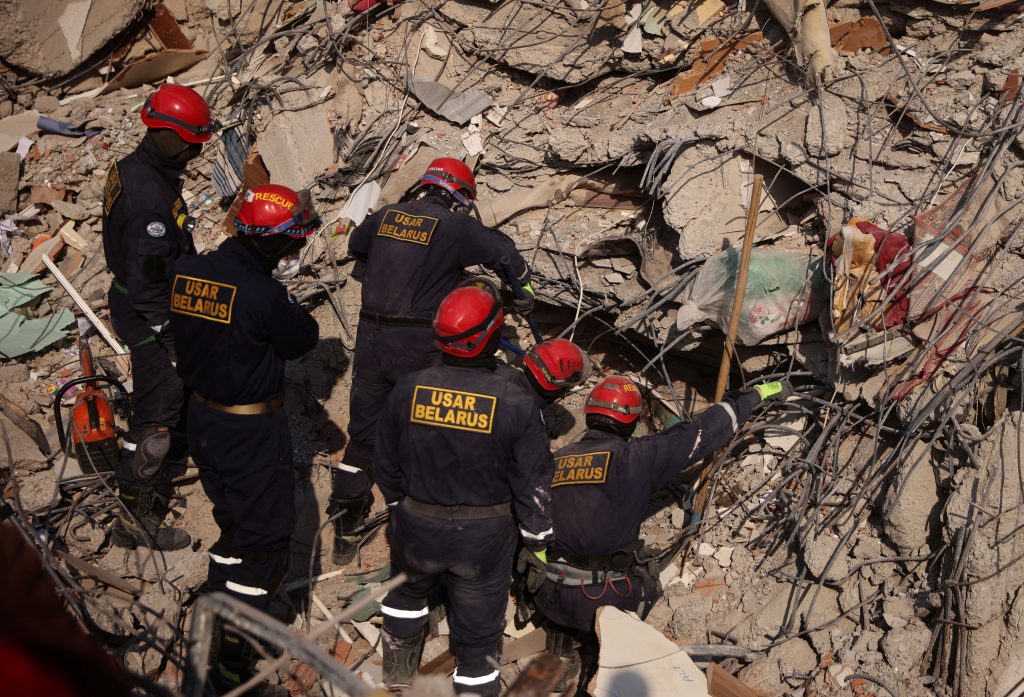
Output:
(102, 138), (197, 486)
(374, 358), (555, 694)
(169, 238), (319, 609)
(530, 390), (762, 633)
(335, 193), (530, 501)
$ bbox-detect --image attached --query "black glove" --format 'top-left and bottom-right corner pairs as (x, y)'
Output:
(753, 379), (794, 402)
(513, 282), (536, 316)
(516, 546), (548, 593)
(151, 322), (177, 365)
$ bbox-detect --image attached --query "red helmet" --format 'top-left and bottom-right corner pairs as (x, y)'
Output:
(585, 375), (644, 424)
(140, 83), (216, 144)
(235, 185), (320, 238)
(434, 286), (504, 358)
(524, 339), (592, 395)
(420, 158), (476, 206)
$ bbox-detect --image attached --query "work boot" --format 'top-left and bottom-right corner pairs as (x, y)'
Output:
(210, 626), (288, 697)
(382, 629), (424, 691)
(547, 629), (580, 693)
(328, 495), (373, 565)
(110, 484), (191, 550)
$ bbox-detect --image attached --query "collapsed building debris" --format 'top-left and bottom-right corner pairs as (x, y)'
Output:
(0, 0), (1023, 695)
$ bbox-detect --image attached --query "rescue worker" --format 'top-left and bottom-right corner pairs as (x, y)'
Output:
(373, 286), (555, 697)
(331, 157), (535, 565)
(522, 375), (792, 691)
(168, 184), (320, 695)
(521, 337), (591, 442)
(102, 83), (217, 550)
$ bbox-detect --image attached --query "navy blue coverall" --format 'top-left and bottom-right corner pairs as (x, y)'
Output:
(335, 192), (530, 503)
(530, 390), (763, 632)
(169, 237), (319, 608)
(374, 358), (555, 694)
(102, 137), (196, 486)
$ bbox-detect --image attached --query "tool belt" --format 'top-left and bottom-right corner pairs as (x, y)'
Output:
(403, 497), (511, 520)
(193, 392), (283, 416)
(545, 561), (628, 585)
(358, 310), (433, 327)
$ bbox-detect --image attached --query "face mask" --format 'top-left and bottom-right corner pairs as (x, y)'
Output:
(272, 253), (301, 280)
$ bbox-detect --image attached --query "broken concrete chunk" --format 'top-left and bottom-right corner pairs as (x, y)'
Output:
(407, 79), (493, 126)
(255, 103), (334, 190)
(880, 621), (931, 674)
(802, 534), (850, 584)
(881, 440), (939, 556)
(595, 606), (709, 696)
(805, 92), (849, 158)
(0, 151), (19, 214)
(0, 0), (147, 79)
(48, 199), (89, 221)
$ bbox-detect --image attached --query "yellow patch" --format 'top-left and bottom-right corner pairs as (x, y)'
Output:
(103, 164), (122, 216)
(377, 209), (438, 246)
(169, 274), (237, 325)
(552, 451), (611, 488)
(410, 385), (496, 434)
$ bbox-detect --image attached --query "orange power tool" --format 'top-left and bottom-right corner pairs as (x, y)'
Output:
(53, 332), (129, 474)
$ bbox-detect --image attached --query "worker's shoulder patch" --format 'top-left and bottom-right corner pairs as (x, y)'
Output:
(376, 209), (439, 246)
(552, 450), (611, 488)
(146, 221), (166, 237)
(103, 163), (122, 216)
(170, 274), (237, 325)
(410, 385), (497, 434)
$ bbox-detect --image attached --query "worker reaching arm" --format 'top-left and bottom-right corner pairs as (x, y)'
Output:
(523, 374), (791, 691)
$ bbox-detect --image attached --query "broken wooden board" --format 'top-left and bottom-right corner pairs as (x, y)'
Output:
(706, 663), (760, 697)
(100, 49), (209, 94)
(505, 652), (565, 696)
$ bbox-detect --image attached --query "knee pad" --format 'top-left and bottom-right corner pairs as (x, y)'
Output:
(126, 427), (171, 481)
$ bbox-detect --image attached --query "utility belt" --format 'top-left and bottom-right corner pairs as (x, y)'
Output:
(545, 561), (629, 585)
(358, 310), (433, 327)
(193, 391), (283, 416)
(403, 497), (511, 520)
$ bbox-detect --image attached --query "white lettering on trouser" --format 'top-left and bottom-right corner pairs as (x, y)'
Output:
(453, 669), (500, 686)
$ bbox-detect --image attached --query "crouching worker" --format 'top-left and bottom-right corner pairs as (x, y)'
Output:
(521, 375), (792, 692)
(374, 285), (556, 696)
(169, 185), (320, 695)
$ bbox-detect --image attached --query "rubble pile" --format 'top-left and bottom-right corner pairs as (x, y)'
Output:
(1, 0), (1024, 695)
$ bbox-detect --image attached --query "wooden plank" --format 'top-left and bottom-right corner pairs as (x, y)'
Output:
(504, 653), (564, 697)
(706, 663), (762, 697)
(421, 649), (456, 675)
(503, 627), (547, 661)
(149, 3), (192, 50)
(41, 255), (126, 356)
(57, 550), (142, 596)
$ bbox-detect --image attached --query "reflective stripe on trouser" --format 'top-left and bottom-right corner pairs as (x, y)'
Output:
(335, 321), (438, 500)
(384, 502), (515, 673)
(190, 397), (296, 611)
(453, 666), (501, 695)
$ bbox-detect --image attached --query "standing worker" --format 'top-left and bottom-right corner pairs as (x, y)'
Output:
(102, 83), (218, 550)
(168, 185), (320, 695)
(373, 286), (555, 696)
(331, 157), (536, 565)
(521, 375), (792, 691)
